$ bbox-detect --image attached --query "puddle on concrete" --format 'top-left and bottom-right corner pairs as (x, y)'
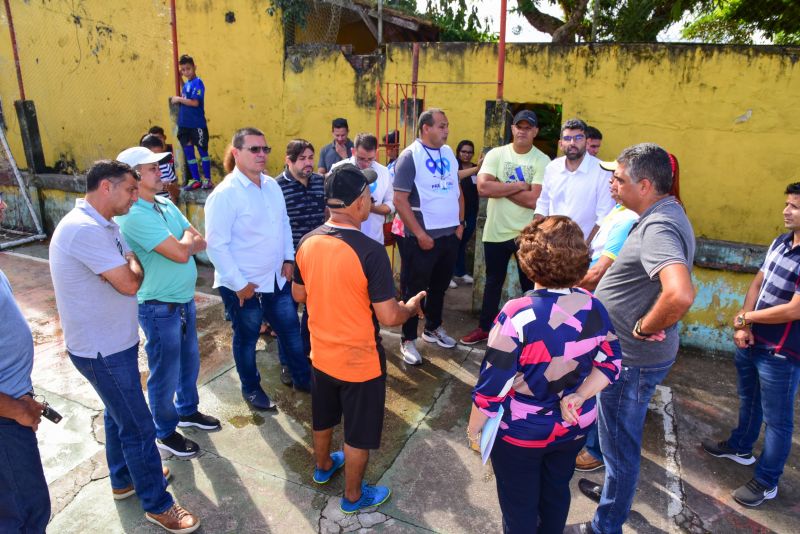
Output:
(228, 414), (266, 428)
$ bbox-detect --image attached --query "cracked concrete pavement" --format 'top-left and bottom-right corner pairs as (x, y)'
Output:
(2, 246), (799, 533)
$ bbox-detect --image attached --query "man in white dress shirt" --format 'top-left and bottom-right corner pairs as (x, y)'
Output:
(534, 118), (615, 242)
(205, 127), (311, 410)
(330, 133), (394, 244)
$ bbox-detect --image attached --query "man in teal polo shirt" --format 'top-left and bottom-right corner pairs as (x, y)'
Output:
(116, 146), (220, 459)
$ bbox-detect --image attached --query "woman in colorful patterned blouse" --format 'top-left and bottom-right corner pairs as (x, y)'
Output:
(467, 216), (622, 534)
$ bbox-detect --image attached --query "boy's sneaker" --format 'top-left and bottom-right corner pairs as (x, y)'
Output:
(733, 478), (777, 507)
(459, 274), (474, 284)
(201, 180), (214, 190)
(422, 326), (456, 348)
(145, 503), (200, 533)
(157, 431), (199, 458)
(113, 466), (171, 500)
(400, 340), (422, 365)
(460, 327), (489, 345)
(178, 411), (221, 431)
(280, 365), (293, 386)
(313, 450), (345, 484)
(449, 279), (458, 289)
(340, 483), (392, 514)
(182, 180), (201, 191)
(701, 439), (756, 465)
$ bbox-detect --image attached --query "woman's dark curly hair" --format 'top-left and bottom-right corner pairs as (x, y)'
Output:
(517, 216), (590, 288)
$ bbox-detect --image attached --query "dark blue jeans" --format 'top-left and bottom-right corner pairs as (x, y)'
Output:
(491, 436), (585, 534)
(138, 300), (201, 440)
(0, 416), (50, 533)
(593, 361), (673, 534)
(69, 345), (173, 514)
(726, 346), (800, 488)
(453, 213), (477, 277)
(218, 283), (310, 392)
(584, 424), (602, 461)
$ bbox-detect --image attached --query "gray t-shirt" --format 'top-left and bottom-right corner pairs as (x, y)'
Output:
(594, 197), (695, 367)
(0, 269), (34, 398)
(49, 199), (140, 358)
(391, 149), (457, 239)
(318, 139), (354, 172)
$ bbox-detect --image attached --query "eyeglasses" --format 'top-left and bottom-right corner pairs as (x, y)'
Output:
(115, 237), (124, 258)
(153, 201), (166, 221)
(459, 150), (474, 155)
(561, 134), (585, 142)
(242, 145), (271, 154)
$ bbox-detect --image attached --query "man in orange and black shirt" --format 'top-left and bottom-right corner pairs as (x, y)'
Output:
(293, 163), (425, 515)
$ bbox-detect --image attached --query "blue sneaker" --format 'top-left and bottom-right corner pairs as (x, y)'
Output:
(242, 388), (277, 411)
(340, 483), (391, 514)
(313, 451), (345, 484)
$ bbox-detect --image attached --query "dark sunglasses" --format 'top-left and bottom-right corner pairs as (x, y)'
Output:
(242, 145), (271, 154)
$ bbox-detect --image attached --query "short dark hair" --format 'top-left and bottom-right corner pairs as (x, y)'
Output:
(785, 182), (800, 195)
(354, 133), (378, 151)
(517, 216), (589, 288)
(140, 134), (165, 150)
(148, 126), (165, 136)
(179, 54), (194, 66)
(332, 118), (349, 130)
(456, 140), (475, 153)
(561, 118), (587, 135)
(286, 139), (314, 162)
(617, 143), (673, 195)
(87, 160), (137, 192)
(585, 126), (602, 140)
(418, 108), (444, 135)
(231, 127), (265, 149)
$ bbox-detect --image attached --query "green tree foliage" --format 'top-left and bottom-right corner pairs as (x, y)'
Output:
(424, 0), (497, 42)
(682, 0), (800, 45)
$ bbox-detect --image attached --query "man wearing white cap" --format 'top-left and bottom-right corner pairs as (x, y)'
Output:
(115, 147), (220, 461)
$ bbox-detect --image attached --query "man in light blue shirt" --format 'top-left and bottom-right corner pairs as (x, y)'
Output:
(205, 127), (311, 410)
(116, 146), (220, 461)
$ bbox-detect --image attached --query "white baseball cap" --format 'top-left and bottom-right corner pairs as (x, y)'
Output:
(116, 146), (170, 167)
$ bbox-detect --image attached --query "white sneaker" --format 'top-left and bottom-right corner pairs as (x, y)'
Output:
(421, 326), (457, 349)
(449, 279), (458, 289)
(400, 340), (422, 365)
(460, 274), (474, 284)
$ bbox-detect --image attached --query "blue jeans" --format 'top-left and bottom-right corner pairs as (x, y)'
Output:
(138, 300), (201, 440)
(592, 361), (673, 534)
(218, 283), (310, 392)
(453, 213), (477, 277)
(584, 424), (602, 462)
(0, 416), (50, 533)
(69, 345), (173, 514)
(726, 346), (800, 488)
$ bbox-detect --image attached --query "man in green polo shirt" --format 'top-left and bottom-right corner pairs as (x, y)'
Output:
(116, 146), (221, 459)
(460, 110), (550, 345)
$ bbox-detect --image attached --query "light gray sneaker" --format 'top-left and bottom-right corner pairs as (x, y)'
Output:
(732, 478), (778, 507)
(421, 326), (456, 348)
(400, 340), (422, 365)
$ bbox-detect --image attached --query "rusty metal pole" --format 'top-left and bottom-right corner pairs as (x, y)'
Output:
(170, 0), (181, 95)
(3, 0), (26, 100)
(496, 0), (507, 100)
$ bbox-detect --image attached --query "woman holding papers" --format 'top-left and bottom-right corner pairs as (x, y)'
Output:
(467, 216), (622, 534)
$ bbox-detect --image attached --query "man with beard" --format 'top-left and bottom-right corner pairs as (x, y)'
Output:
(318, 118), (354, 175)
(534, 119), (614, 243)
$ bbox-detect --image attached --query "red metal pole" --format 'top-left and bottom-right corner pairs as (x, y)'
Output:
(170, 0), (181, 95)
(4, 0), (26, 100)
(496, 0), (507, 100)
(376, 81), (381, 152)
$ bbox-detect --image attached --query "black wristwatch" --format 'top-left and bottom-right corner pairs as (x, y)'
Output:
(634, 318), (652, 337)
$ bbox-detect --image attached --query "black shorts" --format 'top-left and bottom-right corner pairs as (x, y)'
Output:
(177, 127), (209, 150)
(311, 368), (385, 450)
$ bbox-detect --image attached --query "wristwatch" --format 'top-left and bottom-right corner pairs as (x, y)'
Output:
(633, 318), (652, 337)
(734, 312), (749, 329)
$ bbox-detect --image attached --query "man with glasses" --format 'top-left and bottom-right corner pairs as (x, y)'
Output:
(205, 127), (311, 410)
(460, 110), (550, 345)
(50, 160), (200, 532)
(115, 146), (220, 460)
(331, 133), (394, 244)
(534, 118), (615, 243)
(0, 192), (51, 533)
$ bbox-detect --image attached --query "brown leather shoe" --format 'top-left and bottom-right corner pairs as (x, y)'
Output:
(575, 449), (604, 472)
(145, 503), (200, 534)
(112, 466), (171, 500)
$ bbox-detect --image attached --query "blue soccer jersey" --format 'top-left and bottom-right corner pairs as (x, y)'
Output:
(178, 77), (207, 128)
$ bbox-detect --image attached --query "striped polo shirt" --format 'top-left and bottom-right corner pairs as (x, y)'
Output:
(752, 232), (800, 360)
(275, 169), (326, 251)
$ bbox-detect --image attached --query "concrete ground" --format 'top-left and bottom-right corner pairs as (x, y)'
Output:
(2, 245), (799, 534)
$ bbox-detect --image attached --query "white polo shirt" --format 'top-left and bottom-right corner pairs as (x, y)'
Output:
(331, 156), (395, 244)
(534, 154), (615, 239)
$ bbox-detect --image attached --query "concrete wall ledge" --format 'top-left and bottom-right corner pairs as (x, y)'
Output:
(695, 237), (767, 273)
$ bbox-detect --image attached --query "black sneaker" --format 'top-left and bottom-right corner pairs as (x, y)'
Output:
(157, 431), (199, 458)
(733, 478), (777, 507)
(280, 365), (293, 386)
(178, 411), (221, 431)
(701, 438), (756, 465)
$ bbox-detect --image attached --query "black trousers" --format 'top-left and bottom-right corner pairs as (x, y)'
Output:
(479, 239), (534, 331)
(401, 234), (459, 340)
